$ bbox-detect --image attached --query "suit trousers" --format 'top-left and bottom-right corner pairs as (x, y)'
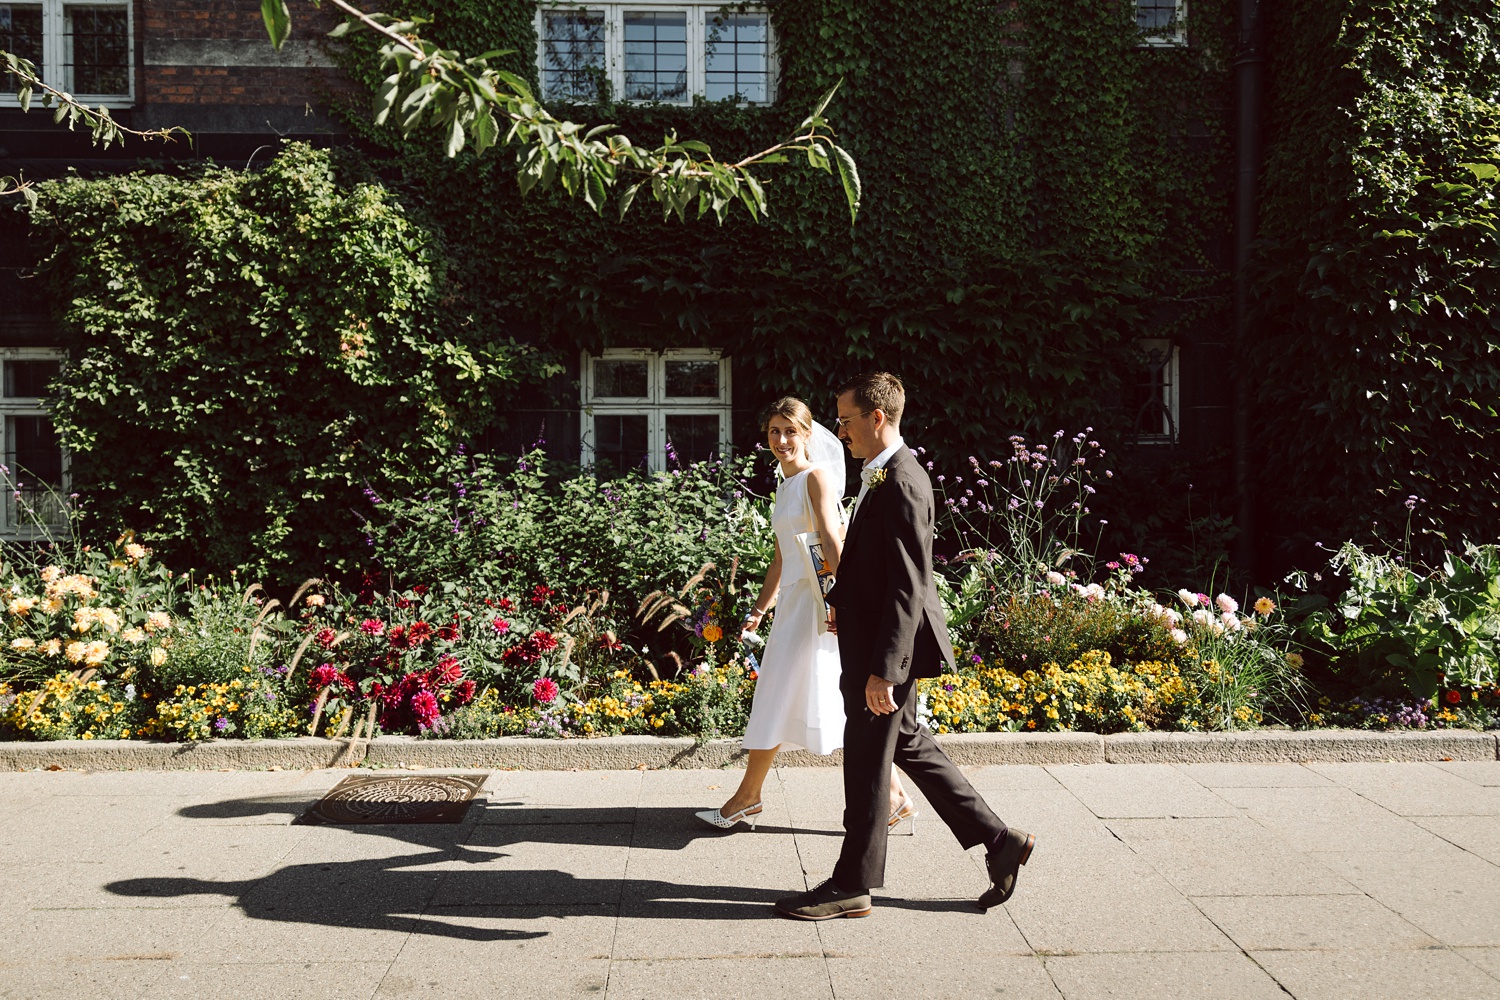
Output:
(831, 675), (1008, 891)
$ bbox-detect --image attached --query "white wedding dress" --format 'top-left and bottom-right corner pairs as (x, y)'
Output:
(741, 469), (845, 755)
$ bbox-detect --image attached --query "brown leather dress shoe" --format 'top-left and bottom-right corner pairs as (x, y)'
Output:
(978, 828), (1035, 910)
(774, 879), (873, 920)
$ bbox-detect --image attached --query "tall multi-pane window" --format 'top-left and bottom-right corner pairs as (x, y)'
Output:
(623, 11), (688, 101)
(0, 0), (132, 104)
(536, 4), (774, 104)
(541, 10), (607, 102)
(0, 350), (68, 536)
(705, 12), (769, 102)
(1137, 0), (1186, 45)
(580, 349), (732, 473)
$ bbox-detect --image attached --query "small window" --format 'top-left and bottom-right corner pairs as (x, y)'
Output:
(580, 349), (731, 473)
(0, 349), (69, 535)
(1130, 339), (1179, 445)
(0, 0), (133, 106)
(537, 3), (775, 104)
(1137, 0), (1186, 46)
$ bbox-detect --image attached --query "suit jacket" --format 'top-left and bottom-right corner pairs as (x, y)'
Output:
(826, 445), (957, 685)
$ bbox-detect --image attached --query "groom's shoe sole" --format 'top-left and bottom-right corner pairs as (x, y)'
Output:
(776, 905), (873, 921)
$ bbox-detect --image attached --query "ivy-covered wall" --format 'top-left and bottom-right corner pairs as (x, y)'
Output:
(27, 0), (1248, 582)
(1250, 0), (1500, 566)
(334, 0), (1238, 458)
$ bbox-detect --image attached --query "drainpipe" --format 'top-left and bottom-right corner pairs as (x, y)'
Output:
(1232, 0), (1265, 578)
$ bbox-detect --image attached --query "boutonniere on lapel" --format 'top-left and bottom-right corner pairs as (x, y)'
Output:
(865, 468), (887, 490)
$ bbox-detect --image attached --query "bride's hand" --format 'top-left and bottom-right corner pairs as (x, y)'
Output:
(826, 606), (838, 635)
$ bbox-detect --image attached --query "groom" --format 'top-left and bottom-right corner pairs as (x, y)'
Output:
(774, 372), (1034, 920)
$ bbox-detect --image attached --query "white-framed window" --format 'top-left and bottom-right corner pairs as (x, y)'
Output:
(580, 348), (732, 472)
(537, 3), (775, 104)
(1137, 0), (1186, 46)
(1131, 338), (1179, 445)
(0, 348), (69, 536)
(0, 0), (134, 107)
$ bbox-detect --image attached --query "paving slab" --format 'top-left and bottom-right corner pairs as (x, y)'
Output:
(1175, 762), (1335, 788)
(1191, 893), (1440, 951)
(1251, 947), (1500, 1000)
(1106, 816), (1360, 896)
(608, 956), (834, 1000)
(1046, 763), (1237, 818)
(1042, 951), (1288, 1000)
(1215, 785), (1447, 852)
(1309, 847), (1500, 947)
(1308, 761), (1500, 816)
(1413, 815), (1500, 865)
(826, 953), (1059, 999)
(1434, 760), (1500, 786)
(0, 959), (168, 1000)
(150, 960), (390, 1000)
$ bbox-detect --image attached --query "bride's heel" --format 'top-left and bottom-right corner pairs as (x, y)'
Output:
(887, 794), (919, 836)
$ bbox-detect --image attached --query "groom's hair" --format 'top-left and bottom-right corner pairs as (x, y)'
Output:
(837, 372), (905, 427)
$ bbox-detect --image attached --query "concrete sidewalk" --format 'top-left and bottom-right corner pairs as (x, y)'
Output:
(2, 761), (1498, 1000)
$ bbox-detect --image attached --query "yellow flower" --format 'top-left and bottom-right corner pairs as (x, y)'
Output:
(10, 637), (35, 651)
(145, 612), (171, 633)
(64, 641), (87, 664)
(1285, 652), (1305, 670)
(40, 597), (64, 615)
(124, 543), (147, 561)
(150, 647), (168, 667)
(1253, 597), (1275, 616)
(41, 638), (61, 657)
(121, 627), (146, 644)
(39, 566), (62, 583)
(82, 641), (109, 665)
(305, 594), (325, 607)
(97, 608), (122, 634)
(7, 595), (37, 616)
(701, 624), (723, 643)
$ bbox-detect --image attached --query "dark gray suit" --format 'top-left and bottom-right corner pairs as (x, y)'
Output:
(825, 446), (1007, 890)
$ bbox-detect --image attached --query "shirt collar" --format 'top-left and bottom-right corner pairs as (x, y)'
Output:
(863, 436), (905, 474)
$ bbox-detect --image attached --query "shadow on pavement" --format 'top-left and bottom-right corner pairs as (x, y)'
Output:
(101, 794), (867, 940)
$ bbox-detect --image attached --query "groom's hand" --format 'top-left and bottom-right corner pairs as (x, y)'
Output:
(865, 675), (897, 716)
(826, 606), (838, 635)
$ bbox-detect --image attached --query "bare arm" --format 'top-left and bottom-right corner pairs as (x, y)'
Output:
(743, 537), (784, 634)
(805, 468), (845, 577)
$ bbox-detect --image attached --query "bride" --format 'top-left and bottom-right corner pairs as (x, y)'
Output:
(695, 397), (916, 833)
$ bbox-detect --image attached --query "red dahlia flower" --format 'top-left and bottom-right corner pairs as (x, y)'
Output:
(497, 598), (515, 612)
(1445, 689), (1463, 705)
(387, 625), (408, 649)
(410, 690), (440, 725)
(532, 677), (559, 704)
(315, 628), (338, 649)
(359, 618), (386, 636)
(492, 618), (511, 635)
(455, 679), (477, 706)
(407, 621), (435, 645)
(309, 663), (340, 689)
(434, 656), (463, 686)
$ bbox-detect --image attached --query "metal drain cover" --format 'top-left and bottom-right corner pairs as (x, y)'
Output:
(299, 773), (487, 825)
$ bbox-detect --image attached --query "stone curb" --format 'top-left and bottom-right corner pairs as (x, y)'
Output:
(2, 730), (1494, 771)
(1102, 729), (1498, 764)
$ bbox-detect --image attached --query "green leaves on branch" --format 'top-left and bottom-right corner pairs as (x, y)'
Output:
(349, 6), (859, 223)
(0, 50), (186, 161)
(261, 0), (293, 49)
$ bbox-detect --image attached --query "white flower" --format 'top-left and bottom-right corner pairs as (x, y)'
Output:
(9, 637), (35, 651)
(1045, 571), (1066, 586)
(1081, 583), (1105, 601)
(149, 647), (168, 667)
(1211, 622), (1225, 636)
(1178, 589), (1198, 607)
(1165, 609), (1183, 627)
(1216, 593), (1239, 614)
(305, 594), (326, 607)
(1192, 609), (1212, 626)
(124, 684), (136, 702)
(144, 611), (171, 633)
(1221, 611), (1242, 631)
(1170, 628), (1188, 644)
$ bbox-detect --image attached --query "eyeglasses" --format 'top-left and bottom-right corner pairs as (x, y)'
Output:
(833, 411), (872, 430)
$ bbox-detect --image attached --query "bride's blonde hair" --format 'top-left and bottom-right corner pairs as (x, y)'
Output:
(760, 396), (815, 436)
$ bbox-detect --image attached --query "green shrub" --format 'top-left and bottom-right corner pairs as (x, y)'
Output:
(27, 143), (533, 584)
